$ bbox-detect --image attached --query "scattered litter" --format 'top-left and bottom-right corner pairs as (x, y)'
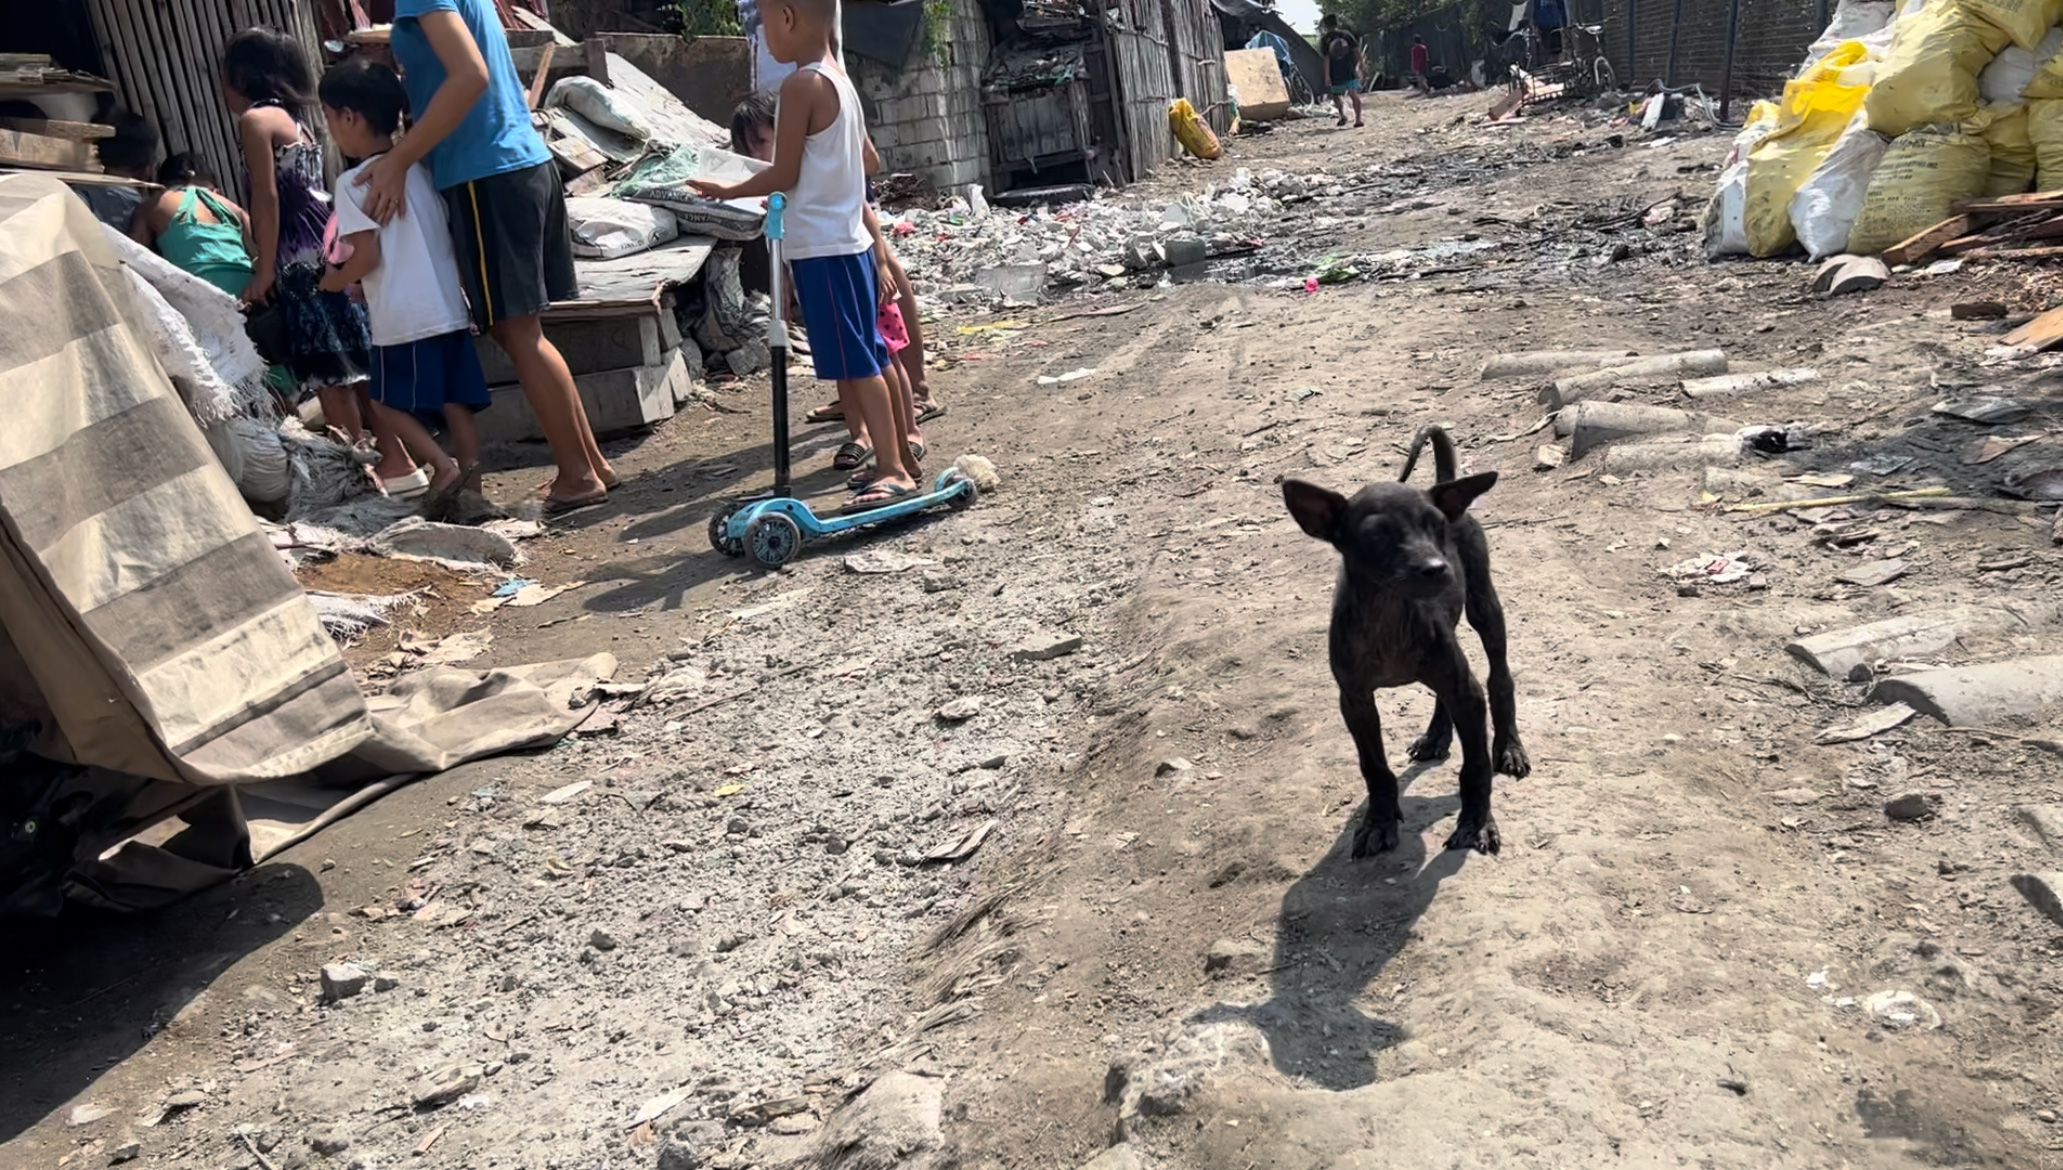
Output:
(1816, 703), (1919, 744)
(1864, 989), (1942, 1031)
(1849, 453), (1915, 476)
(1933, 397), (2031, 425)
(507, 581), (587, 608)
(1662, 551), (1757, 585)
(1965, 435), (2043, 464)
(540, 780), (592, 805)
(911, 818), (999, 864)
(1836, 560), (1909, 588)
(1035, 368), (1097, 385)
(2002, 466), (2063, 500)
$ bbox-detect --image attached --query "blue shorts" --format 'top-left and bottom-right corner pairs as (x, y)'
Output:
(791, 251), (887, 382)
(369, 330), (491, 422)
(1330, 78), (1363, 95)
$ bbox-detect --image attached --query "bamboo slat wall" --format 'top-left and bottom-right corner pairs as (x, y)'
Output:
(83, 0), (331, 196)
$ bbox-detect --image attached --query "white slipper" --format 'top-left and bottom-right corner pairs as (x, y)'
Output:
(382, 466), (432, 500)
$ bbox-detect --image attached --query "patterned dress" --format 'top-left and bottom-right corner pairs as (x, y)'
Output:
(252, 103), (372, 392)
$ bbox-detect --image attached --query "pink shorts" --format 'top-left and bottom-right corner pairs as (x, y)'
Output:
(876, 300), (910, 354)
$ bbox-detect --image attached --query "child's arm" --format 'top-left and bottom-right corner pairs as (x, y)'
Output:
(863, 133), (880, 176)
(319, 230), (380, 293)
(239, 111), (281, 304)
(353, 7), (489, 223)
(688, 71), (822, 199)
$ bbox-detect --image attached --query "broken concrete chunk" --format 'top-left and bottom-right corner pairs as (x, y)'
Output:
(1836, 559), (1909, 588)
(1813, 254), (1888, 296)
(1785, 606), (2039, 678)
(1533, 444), (1565, 470)
(2011, 872), (2063, 927)
(2018, 805), (2063, 850)
(1076, 1146), (1145, 1170)
(1559, 401), (1742, 459)
(1542, 349), (1727, 407)
(801, 1072), (942, 1166)
(1478, 349), (1636, 379)
(414, 1064), (484, 1110)
(1013, 632), (1084, 662)
(1883, 793), (1936, 822)
(1870, 656), (2063, 727)
(108, 1140), (141, 1164)
(1680, 368), (1819, 399)
(935, 696), (982, 722)
(972, 262), (1047, 304)
(320, 963), (370, 1002)
(1599, 436), (1742, 474)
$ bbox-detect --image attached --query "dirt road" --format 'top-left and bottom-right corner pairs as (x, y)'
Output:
(11, 93), (2063, 1170)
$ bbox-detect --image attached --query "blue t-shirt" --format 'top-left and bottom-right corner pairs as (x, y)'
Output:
(391, 0), (552, 190)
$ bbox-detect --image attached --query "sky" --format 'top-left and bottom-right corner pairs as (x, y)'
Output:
(1275, 0), (1323, 35)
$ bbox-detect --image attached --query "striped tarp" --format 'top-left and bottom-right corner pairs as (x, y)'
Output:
(0, 172), (374, 787)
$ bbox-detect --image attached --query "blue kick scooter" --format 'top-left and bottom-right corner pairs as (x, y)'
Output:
(708, 192), (977, 569)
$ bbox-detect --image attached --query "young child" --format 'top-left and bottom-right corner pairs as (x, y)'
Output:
(222, 27), (416, 489)
(698, 33), (918, 508)
(1319, 14), (1364, 128)
(728, 93), (942, 476)
(318, 58), (488, 511)
(132, 153), (256, 298)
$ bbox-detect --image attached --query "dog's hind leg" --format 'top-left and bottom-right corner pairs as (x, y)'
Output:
(1407, 703), (1453, 762)
(1428, 646), (1499, 855)
(1337, 687), (1402, 858)
(1460, 554), (1531, 780)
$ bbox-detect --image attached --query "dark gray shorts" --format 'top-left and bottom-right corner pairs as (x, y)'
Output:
(442, 161), (577, 331)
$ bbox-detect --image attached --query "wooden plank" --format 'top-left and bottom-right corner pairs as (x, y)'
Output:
(1970, 244), (2063, 261)
(0, 118), (113, 141)
(0, 129), (97, 171)
(1881, 214), (1977, 266)
(1951, 191), (2063, 214)
(1940, 212), (2063, 256)
(2002, 304), (2063, 348)
(585, 37), (610, 87)
(526, 42), (557, 109)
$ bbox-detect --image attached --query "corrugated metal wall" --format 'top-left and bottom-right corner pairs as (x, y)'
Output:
(83, 0), (331, 196)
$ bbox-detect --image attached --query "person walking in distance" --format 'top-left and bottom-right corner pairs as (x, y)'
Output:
(1319, 14), (1363, 128)
(1411, 35), (1432, 95)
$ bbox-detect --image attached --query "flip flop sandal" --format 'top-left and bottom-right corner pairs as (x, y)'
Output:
(915, 401), (946, 424)
(908, 439), (928, 463)
(840, 480), (914, 515)
(832, 441), (871, 471)
(543, 491), (609, 516)
(420, 461), (480, 519)
(847, 469), (879, 491)
(383, 466), (432, 500)
(805, 402), (846, 425)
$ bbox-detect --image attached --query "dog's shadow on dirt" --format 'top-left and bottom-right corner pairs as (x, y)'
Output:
(1197, 764), (1466, 1091)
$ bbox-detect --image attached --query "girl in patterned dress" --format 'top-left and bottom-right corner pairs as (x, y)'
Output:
(222, 27), (416, 487)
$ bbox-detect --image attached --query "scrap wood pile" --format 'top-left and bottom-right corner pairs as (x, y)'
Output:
(0, 53), (117, 173)
(1877, 186), (2063, 264)
(1704, 0), (2063, 264)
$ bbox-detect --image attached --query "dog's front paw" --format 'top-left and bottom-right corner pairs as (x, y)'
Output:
(1443, 815), (1501, 855)
(1495, 739), (1532, 780)
(1351, 812), (1402, 858)
(1406, 732), (1452, 762)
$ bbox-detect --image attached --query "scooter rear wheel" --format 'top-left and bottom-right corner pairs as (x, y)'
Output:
(746, 513), (803, 568)
(708, 507), (745, 557)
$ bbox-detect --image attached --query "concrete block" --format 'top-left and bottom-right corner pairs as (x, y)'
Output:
(475, 314), (662, 384)
(1871, 656), (2063, 727)
(480, 350), (684, 443)
(1786, 605), (2050, 678)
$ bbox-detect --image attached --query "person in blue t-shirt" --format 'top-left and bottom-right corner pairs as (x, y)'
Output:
(352, 0), (614, 513)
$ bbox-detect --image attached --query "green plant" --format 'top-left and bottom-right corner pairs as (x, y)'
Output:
(671, 0), (742, 38)
(922, 0), (953, 64)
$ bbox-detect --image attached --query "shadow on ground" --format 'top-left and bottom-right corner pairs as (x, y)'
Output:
(1199, 764), (1468, 1091)
(0, 864), (321, 1143)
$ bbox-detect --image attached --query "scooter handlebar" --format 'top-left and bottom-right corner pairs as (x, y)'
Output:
(767, 192), (786, 243)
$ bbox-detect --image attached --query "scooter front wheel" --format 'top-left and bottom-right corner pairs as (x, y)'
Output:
(746, 513), (803, 568)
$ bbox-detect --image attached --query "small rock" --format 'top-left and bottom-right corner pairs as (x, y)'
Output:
(977, 753), (1007, 770)
(413, 1064), (483, 1110)
(1769, 788), (1823, 806)
(320, 963), (370, 1002)
(920, 570), (960, 593)
(162, 1089), (206, 1111)
(372, 976), (399, 993)
(936, 697), (982, 722)
(1884, 793), (1935, 823)
(310, 1130), (351, 1156)
(1155, 758), (1193, 776)
(767, 1113), (819, 1135)
(1203, 938), (1268, 979)
(1533, 445), (1565, 471)
(589, 928), (619, 951)
(2038, 1109), (2059, 1124)
(657, 1136), (700, 1170)
(2018, 804), (2063, 850)
(69, 1104), (112, 1126)
(1012, 632), (1084, 662)
(1076, 1147), (1144, 1170)
(108, 1141), (141, 1165)
(2011, 872), (2063, 927)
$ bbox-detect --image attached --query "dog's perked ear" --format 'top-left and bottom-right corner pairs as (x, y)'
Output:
(1282, 479), (1347, 541)
(1428, 471), (1498, 521)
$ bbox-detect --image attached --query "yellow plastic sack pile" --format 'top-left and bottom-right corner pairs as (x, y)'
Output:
(1169, 99), (1221, 161)
(1980, 101), (2039, 191)
(1964, 0), (2063, 49)
(1848, 121), (1995, 253)
(1866, 4), (2013, 134)
(2031, 98), (2063, 186)
(1745, 44), (1873, 256)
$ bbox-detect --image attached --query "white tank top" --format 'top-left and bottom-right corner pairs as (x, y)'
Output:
(784, 62), (874, 261)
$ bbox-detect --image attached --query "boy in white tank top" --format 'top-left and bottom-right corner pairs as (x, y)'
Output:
(691, 0), (919, 507)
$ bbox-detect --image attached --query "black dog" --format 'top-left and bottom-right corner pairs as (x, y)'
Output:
(1282, 425), (1531, 856)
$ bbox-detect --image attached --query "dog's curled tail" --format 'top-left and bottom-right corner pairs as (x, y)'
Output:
(1397, 424), (1458, 484)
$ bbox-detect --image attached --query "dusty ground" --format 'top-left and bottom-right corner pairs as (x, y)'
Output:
(12, 89), (2063, 1170)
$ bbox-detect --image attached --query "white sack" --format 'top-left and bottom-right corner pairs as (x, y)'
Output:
(1791, 111), (1895, 259)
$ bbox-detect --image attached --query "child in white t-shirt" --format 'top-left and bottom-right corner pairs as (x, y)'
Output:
(317, 58), (489, 512)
